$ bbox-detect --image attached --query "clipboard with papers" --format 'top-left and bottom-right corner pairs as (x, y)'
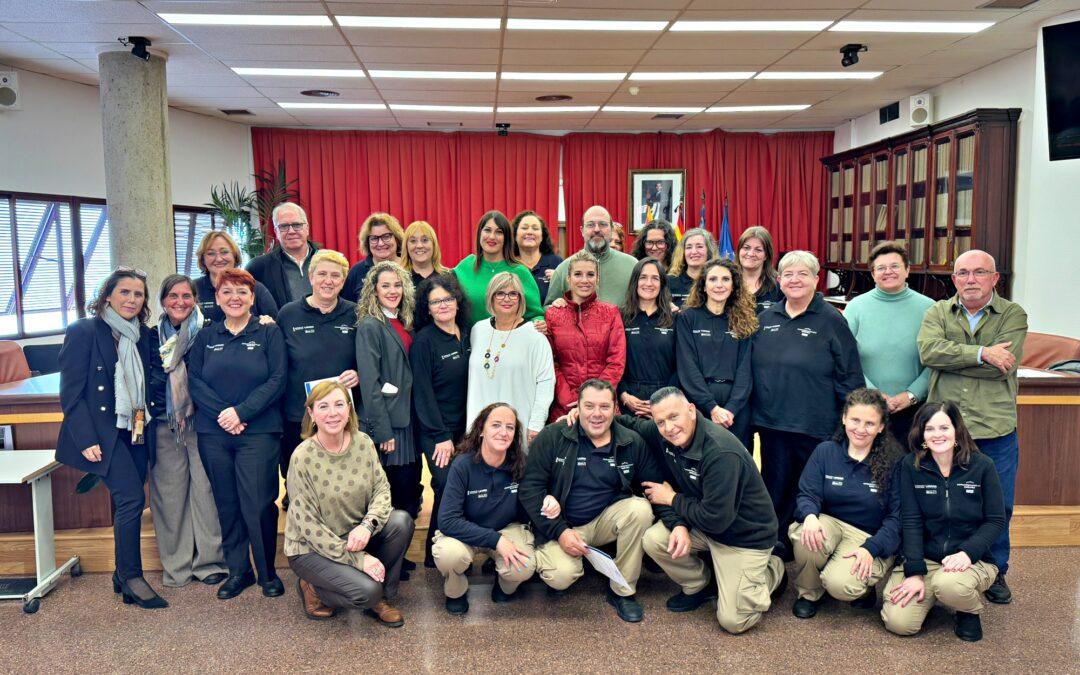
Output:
(584, 546), (632, 594)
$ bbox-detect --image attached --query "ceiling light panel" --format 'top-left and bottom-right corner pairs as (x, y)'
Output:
(158, 14), (333, 27)
(604, 106), (705, 113)
(706, 104), (811, 112)
(830, 21), (994, 33)
(755, 71), (883, 80)
(502, 72), (627, 81)
(233, 67), (366, 78)
(670, 21), (833, 32)
(506, 19), (668, 31)
(368, 70), (496, 80)
(629, 72), (756, 81)
(497, 106), (601, 113)
(335, 16), (501, 30)
(390, 104), (494, 113)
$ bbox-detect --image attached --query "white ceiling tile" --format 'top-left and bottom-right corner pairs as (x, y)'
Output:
(713, 89), (833, 104)
(688, 0), (857, 8)
(0, 1), (159, 23)
(327, 2), (504, 16)
(771, 49), (920, 68)
(2, 23), (182, 43)
(613, 80), (743, 95)
(504, 32), (665, 51)
(168, 84), (266, 99)
(202, 44), (357, 63)
(167, 73), (252, 87)
(176, 25), (345, 46)
(383, 90), (493, 104)
(499, 80), (621, 94)
(0, 56), (93, 75)
(798, 31), (962, 51)
(496, 91), (609, 105)
(678, 8), (848, 19)
(375, 78), (496, 93)
(640, 49), (788, 67)
(342, 27), (500, 49)
(353, 46), (498, 65)
(652, 33), (815, 50)
(737, 78), (858, 93)
(604, 91), (724, 105)
(145, 1), (327, 12)
(170, 95), (281, 108)
(500, 49), (646, 67)
(254, 86), (381, 101)
(0, 26), (31, 41)
(507, 7), (677, 20)
(0, 41), (65, 59)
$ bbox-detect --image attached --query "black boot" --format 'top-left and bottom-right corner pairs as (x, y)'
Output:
(792, 597), (820, 619)
(666, 586), (717, 613)
(984, 573), (1012, 604)
(954, 611), (983, 642)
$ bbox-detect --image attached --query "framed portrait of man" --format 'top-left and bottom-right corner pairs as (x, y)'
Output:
(628, 169), (685, 234)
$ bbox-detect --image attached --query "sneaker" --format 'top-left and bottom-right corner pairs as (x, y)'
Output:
(792, 597), (820, 619)
(665, 587), (717, 613)
(445, 595), (469, 615)
(491, 582), (518, 603)
(606, 587), (643, 623)
(954, 611), (983, 642)
(984, 573), (1012, 605)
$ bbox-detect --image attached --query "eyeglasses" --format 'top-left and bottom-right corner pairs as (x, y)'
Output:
(369, 232), (396, 245)
(584, 220), (612, 231)
(953, 269), (994, 279)
(644, 240), (667, 250)
(429, 297), (457, 308)
(873, 263), (904, 274)
(494, 291), (521, 300)
(275, 222), (306, 231)
(116, 266), (148, 279)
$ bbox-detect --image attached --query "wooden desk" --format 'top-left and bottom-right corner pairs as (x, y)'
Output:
(1016, 371), (1080, 505)
(0, 373), (113, 532)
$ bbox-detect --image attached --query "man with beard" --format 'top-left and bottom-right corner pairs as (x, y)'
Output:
(544, 205), (638, 306)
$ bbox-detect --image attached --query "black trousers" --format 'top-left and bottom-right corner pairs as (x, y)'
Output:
(288, 510), (415, 607)
(102, 435), (149, 582)
(888, 405), (918, 451)
(757, 427), (822, 545)
(198, 432), (281, 581)
(383, 461), (422, 520)
(279, 419), (304, 486)
(420, 438), (456, 561)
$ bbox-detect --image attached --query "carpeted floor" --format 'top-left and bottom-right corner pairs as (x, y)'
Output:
(2, 547), (1077, 673)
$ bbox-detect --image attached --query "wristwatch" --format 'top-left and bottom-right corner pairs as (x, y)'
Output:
(906, 392), (918, 405)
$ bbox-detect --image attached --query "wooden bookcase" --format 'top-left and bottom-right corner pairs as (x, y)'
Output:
(822, 108), (1021, 300)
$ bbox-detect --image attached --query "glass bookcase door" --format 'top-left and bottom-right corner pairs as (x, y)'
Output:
(893, 149), (909, 249)
(910, 145), (928, 266)
(954, 132), (976, 259)
(930, 137), (953, 267)
(842, 164), (855, 263)
(858, 160), (872, 262)
(829, 168), (841, 263)
(873, 155), (889, 248)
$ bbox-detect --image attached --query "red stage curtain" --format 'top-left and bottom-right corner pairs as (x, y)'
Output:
(251, 129), (561, 264)
(561, 129), (834, 259)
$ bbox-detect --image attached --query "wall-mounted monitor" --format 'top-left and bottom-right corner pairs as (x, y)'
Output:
(1043, 20), (1080, 161)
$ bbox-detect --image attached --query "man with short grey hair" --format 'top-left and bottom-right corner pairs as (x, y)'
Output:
(246, 202), (321, 308)
(544, 205), (638, 305)
(917, 249), (1027, 605)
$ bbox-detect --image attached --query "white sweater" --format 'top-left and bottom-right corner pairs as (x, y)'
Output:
(467, 318), (555, 437)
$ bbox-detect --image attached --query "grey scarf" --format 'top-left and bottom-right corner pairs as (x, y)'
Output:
(101, 306), (147, 431)
(157, 305), (202, 435)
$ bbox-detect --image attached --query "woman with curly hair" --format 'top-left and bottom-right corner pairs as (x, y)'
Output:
(789, 388), (902, 619)
(667, 227), (718, 307)
(751, 250), (864, 561)
(675, 258), (757, 446)
(355, 261), (421, 522)
(432, 403), (534, 615)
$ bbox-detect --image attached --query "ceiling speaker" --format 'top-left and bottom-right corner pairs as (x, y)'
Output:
(909, 92), (932, 127)
(0, 72), (19, 110)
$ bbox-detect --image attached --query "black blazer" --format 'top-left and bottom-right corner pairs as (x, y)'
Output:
(246, 242), (320, 309)
(355, 315), (413, 444)
(57, 317), (158, 475)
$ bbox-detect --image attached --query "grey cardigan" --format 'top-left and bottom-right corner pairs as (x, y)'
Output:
(355, 314), (413, 444)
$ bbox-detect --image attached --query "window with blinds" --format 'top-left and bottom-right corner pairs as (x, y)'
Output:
(173, 208), (218, 277)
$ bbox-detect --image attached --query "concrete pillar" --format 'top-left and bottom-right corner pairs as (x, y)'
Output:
(98, 48), (175, 313)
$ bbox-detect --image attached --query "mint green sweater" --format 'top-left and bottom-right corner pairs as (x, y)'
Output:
(453, 255), (544, 325)
(844, 285), (934, 400)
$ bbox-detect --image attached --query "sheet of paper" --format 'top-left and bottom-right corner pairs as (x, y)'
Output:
(1017, 368), (1062, 378)
(304, 377), (355, 401)
(584, 546), (632, 593)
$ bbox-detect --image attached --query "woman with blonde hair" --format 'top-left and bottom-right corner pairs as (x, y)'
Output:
(676, 258), (757, 446)
(667, 228), (718, 307)
(285, 380), (414, 627)
(343, 213), (405, 302)
(355, 261), (421, 523)
(466, 272), (555, 448)
(400, 220), (449, 287)
(193, 230), (278, 323)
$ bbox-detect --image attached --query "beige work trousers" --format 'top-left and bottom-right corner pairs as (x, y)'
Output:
(788, 516), (894, 602)
(431, 523), (535, 599)
(880, 559), (998, 636)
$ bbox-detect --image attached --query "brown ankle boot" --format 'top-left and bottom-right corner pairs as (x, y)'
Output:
(298, 579), (335, 619)
(365, 599), (404, 627)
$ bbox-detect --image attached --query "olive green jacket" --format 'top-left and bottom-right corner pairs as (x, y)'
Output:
(917, 293), (1028, 440)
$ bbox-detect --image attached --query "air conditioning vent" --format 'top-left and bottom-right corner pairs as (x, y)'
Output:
(219, 109), (254, 116)
(652, 113), (684, 120)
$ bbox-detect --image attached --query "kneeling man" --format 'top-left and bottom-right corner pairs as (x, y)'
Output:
(520, 379), (665, 622)
(624, 387), (787, 634)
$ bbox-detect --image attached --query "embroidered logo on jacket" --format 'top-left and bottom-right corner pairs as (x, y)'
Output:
(797, 327), (818, 338)
(242, 340), (261, 351)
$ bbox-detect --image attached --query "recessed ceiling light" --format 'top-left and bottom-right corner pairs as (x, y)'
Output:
(233, 67), (365, 78)
(390, 104), (493, 113)
(301, 90), (340, 97)
(158, 13), (332, 26)
(335, 16), (501, 29)
(603, 106), (705, 113)
(279, 102), (386, 109)
(755, 71), (883, 80)
(506, 19), (667, 31)
(670, 21), (833, 32)
(629, 72), (755, 81)
(502, 72), (627, 81)
(368, 70), (496, 80)
(706, 104), (811, 112)
(830, 21), (994, 33)
(497, 106), (600, 113)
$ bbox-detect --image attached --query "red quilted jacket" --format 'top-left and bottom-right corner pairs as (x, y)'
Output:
(545, 293), (626, 421)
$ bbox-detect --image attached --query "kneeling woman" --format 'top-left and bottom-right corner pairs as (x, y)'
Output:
(285, 381), (414, 626)
(433, 403), (534, 615)
(881, 401), (1005, 642)
(789, 388), (901, 619)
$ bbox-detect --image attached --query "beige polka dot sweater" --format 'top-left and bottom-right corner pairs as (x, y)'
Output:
(284, 432), (393, 569)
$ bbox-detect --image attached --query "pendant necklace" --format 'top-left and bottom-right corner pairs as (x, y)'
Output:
(483, 323), (513, 379)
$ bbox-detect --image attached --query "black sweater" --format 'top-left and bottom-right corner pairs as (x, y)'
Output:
(619, 309), (677, 400)
(794, 440), (901, 559)
(519, 420), (667, 545)
(342, 258), (375, 303)
(675, 306), (752, 416)
(188, 318), (287, 434)
(668, 272), (693, 307)
(899, 452), (1006, 577)
(193, 274), (279, 325)
(751, 293), (864, 439)
(754, 281), (784, 315)
(618, 413), (777, 550)
(438, 453), (524, 549)
(410, 323), (470, 450)
(275, 297), (358, 422)
(245, 243), (320, 309)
